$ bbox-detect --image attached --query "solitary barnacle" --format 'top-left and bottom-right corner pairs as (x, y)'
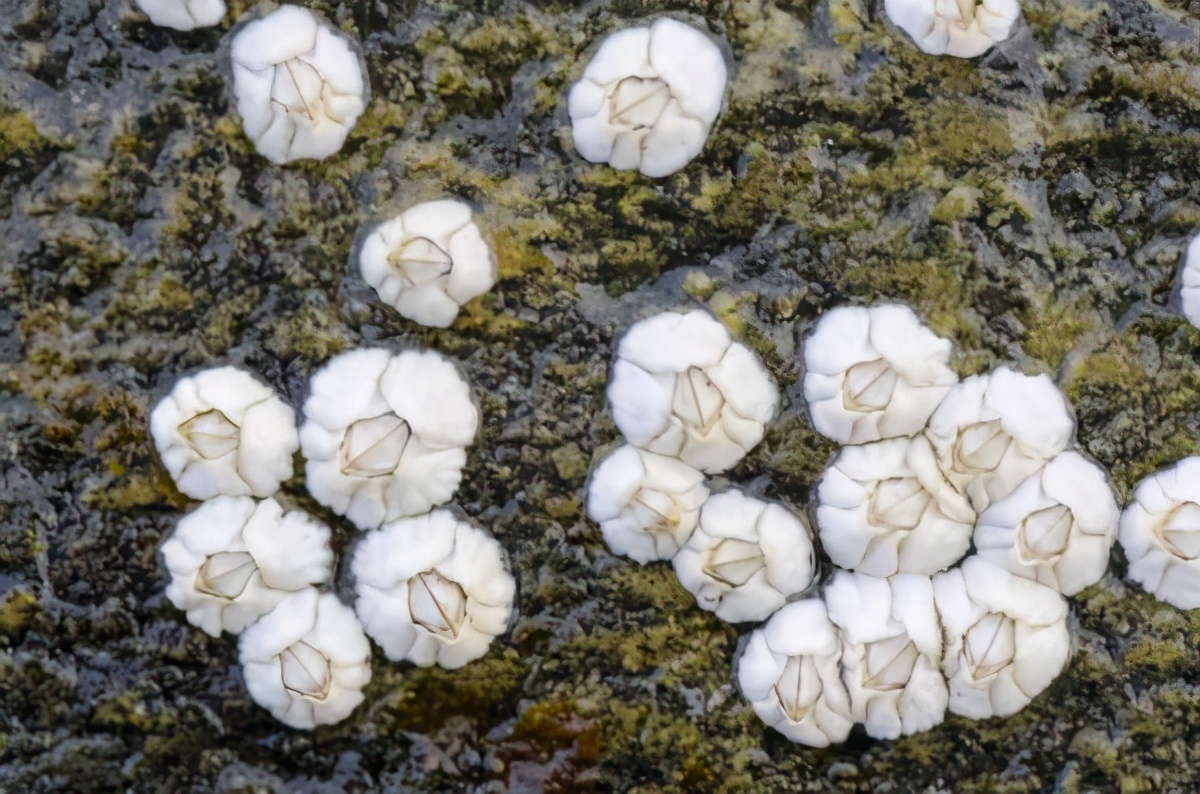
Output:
(568, 18), (728, 177)
(161, 496), (333, 636)
(352, 510), (515, 669)
(975, 452), (1119, 596)
(673, 490), (815, 622)
(884, 0), (1020, 58)
(817, 438), (975, 577)
(825, 571), (948, 739)
(239, 588), (371, 729)
(736, 600), (854, 747)
(803, 304), (958, 444)
(229, 5), (367, 164)
(299, 348), (479, 530)
(607, 310), (779, 474)
(585, 444), (709, 563)
(907, 366), (1074, 514)
(150, 366), (298, 500)
(934, 557), (1070, 719)
(135, 0), (225, 30)
(1178, 235), (1200, 328)
(1119, 457), (1200, 609)
(359, 200), (497, 328)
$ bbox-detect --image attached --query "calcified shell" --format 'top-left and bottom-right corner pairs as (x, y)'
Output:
(585, 444), (709, 563)
(736, 600), (854, 747)
(607, 310), (779, 474)
(1119, 456), (1200, 610)
(359, 199), (496, 328)
(673, 490), (815, 623)
(239, 589), (372, 729)
(299, 348), (479, 530)
(885, 0), (1020, 58)
(803, 304), (957, 445)
(568, 19), (727, 177)
(161, 496), (333, 636)
(352, 510), (515, 669)
(230, 5), (367, 164)
(150, 366), (298, 500)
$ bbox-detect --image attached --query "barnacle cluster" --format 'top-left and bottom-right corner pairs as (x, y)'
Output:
(587, 303), (1117, 745)
(152, 348), (513, 729)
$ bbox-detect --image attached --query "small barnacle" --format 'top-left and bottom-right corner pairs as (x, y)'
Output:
(150, 366), (298, 500)
(135, 0), (225, 30)
(568, 19), (728, 177)
(239, 589), (372, 729)
(673, 490), (815, 623)
(885, 0), (1020, 58)
(1119, 457), (1200, 609)
(825, 571), (948, 739)
(607, 310), (779, 474)
(352, 510), (515, 670)
(299, 348), (479, 530)
(735, 600), (854, 747)
(229, 5), (368, 164)
(803, 304), (958, 444)
(817, 438), (975, 577)
(975, 451), (1119, 596)
(906, 366), (1075, 514)
(933, 558), (1070, 719)
(359, 200), (497, 328)
(161, 496), (334, 636)
(585, 444), (709, 563)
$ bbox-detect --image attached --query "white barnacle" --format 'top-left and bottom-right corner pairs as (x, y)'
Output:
(1119, 457), (1200, 610)
(299, 348), (479, 530)
(1178, 235), (1200, 328)
(568, 18), (728, 177)
(161, 496), (334, 636)
(885, 0), (1020, 58)
(975, 451), (1118, 596)
(803, 304), (958, 445)
(673, 490), (815, 623)
(735, 600), (854, 747)
(352, 510), (515, 669)
(239, 588), (372, 729)
(906, 366), (1074, 515)
(585, 444), (709, 563)
(825, 571), (948, 739)
(230, 5), (367, 164)
(607, 310), (779, 474)
(934, 557), (1070, 719)
(817, 437), (975, 577)
(135, 0), (225, 30)
(150, 366), (298, 500)
(359, 200), (497, 329)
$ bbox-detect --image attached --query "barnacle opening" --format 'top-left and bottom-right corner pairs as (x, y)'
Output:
(702, 538), (765, 587)
(673, 366), (725, 435)
(963, 613), (1016, 680)
(862, 635), (919, 691)
(279, 640), (332, 701)
(1156, 502), (1200, 561)
(868, 477), (931, 530)
(195, 551), (257, 600)
(609, 77), (671, 130)
(408, 569), (468, 640)
(340, 413), (412, 478)
(389, 236), (454, 287)
(179, 408), (240, 460)
(953, 420), (1012, 474)
(773, 654), (820, 723)
(1017, 504), (1073, 564)
(841, 358), (898, 413)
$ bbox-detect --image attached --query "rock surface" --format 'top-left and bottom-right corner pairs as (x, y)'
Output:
(2, 0), (1200, 791)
